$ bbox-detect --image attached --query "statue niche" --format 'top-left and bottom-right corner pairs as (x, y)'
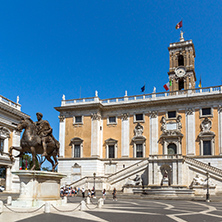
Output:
(160, 164), (172, 186)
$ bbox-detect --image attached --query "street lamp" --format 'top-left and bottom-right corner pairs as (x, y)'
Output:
(206, 171), (210, 202)
(93, 172), (96, 195)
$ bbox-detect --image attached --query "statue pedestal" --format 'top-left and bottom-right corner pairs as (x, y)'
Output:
(11, 170), (66, 207)
(162, 178), (169, 186)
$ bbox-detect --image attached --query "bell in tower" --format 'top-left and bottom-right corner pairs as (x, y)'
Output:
(168, 31), (196, 91)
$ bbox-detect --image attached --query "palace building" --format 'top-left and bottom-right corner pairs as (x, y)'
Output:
(55, 32), (222, 195)
(0, 95), (29, 192)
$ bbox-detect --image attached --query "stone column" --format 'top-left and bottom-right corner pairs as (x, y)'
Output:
(121, 113), (129, 157)
(91, 113), (101, 157)
(59, 116), (66, 157)
(186, 108), (196, 155)
(11, 130), (21, 192)
(218, 106), (222, 155)
(5, 166), (12, 191)
(100, 119), (103, 158)
(149, 111), (158, 155)
(3, 138), (8, 153)
(163, 139), (167, 155)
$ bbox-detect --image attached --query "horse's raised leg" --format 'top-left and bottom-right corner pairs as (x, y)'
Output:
(30, 147), (36, 170)
(46, 156), (54, 171)
(52, 153), (58, 172)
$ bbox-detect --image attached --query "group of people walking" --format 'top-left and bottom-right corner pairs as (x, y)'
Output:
(81, 187), (95, 198)
(60, 186), (117, 201)
(60, 186), (79, 197)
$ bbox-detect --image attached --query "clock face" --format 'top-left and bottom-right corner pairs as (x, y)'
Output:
(175, 67), (186, 77)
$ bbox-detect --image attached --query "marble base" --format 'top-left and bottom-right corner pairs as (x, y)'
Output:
(11, 170), (66, 207)
(191, 186), (216, 196)
(133, 186), (194, 197)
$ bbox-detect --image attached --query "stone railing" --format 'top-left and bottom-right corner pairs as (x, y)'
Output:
(107, 159), (149, 184)
(0, 95), (21, 111)
(149, 154), (183, 160)
(184, 156), (222, 177)
(68, 175), (108, 187)
(61, 85), (222, 107)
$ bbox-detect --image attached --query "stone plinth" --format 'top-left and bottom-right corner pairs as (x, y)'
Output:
(11, 170), (66, 207)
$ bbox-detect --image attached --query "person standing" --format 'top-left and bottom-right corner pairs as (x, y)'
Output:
(112, 188), (117, 201)
(102, 189), (106, 201)
(82, 187), (85, 198)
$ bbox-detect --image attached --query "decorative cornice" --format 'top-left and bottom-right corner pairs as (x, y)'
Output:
(121, 113), (128, 121)
(150, 111), (157, 118)
(13, 129), (21, 136)
(91, 113), (101, 120)
(186, 108), (194, 115)
(58, 115), (65, 122)
(134, 123), (143, 137)
(0, 127), (11, 138)
(200, 117), (212, 132)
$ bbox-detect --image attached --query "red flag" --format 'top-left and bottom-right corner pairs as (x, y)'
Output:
(175, 21), (182, 29)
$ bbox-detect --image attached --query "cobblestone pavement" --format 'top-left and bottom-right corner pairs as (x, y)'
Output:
(1, 195), (222, 222)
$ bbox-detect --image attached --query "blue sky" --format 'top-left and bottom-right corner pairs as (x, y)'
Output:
(1, 0), (222, 142)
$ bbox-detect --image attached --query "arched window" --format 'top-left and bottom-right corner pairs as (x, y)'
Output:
(167, 143), (177, 154)
(178, 55), (184, 66)
(179, 79), (184, 90)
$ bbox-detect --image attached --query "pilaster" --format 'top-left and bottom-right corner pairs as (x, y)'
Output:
(149, 111), (158, 155)
(5, 166), (12, 191)
(121, 113), (129, 157)
(91, 113), (101, 157)
(59, 116), (66, 157)
(186, 108), (195, 155)
(218, 106), (222, 154)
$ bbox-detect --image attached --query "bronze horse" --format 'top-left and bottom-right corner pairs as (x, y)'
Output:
(9, 118), (59, 171)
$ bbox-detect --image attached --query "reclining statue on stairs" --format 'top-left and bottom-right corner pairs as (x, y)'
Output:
(125, 174), (141, 186)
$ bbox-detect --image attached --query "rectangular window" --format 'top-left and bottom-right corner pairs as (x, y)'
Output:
(74, 144), (80, 157)
(75, 116), (82, 123)
(202, 108), (211, 116)
(203, 141), (211, 155)
(136, 144), (143, 157)
(168, 111), (176, 119)
(135, 114), (144, 121)
(0, 139), (4, 153)
(108, 116), (116, 124)
(108, 145), (115, 158)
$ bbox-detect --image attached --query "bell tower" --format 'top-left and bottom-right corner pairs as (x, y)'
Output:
(168, 31), (196, 91)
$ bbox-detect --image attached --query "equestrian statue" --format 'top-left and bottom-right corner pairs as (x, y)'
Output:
(9, 112), (60, 171)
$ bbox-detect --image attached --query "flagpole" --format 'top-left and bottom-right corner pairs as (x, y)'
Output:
(182, 19), (183, 33)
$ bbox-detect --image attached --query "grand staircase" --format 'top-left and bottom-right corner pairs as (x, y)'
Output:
(184, 156), (222, 180)
(68, 159), (148, 188)
(107, 159), (148, 185)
